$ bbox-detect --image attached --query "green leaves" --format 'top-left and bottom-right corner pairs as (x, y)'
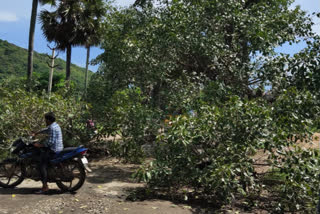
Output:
(0, 86), (87, 149)
(136, 98), (265, 200)
(88, 0), (320, 211)
(134, 88), (320, 210)
(273, 147), (320, 212)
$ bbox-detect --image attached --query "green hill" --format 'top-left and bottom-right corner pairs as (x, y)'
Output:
(0, 39), (92, 90)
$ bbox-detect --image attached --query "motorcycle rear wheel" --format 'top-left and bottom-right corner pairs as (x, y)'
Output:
(0, 159), (24, 188)
(56, 160), (86, 192)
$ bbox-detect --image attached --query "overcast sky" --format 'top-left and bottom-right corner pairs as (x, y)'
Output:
(0, 0), (319, 71)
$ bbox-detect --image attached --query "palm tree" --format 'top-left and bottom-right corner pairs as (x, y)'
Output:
(80, 0), (106, 94)
(27, 0), (56, 85)
(40, 0), (88, 87)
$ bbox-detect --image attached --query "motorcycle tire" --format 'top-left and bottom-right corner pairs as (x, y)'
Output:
(56, 160), (86, 192)
(0, 159), (24, 188)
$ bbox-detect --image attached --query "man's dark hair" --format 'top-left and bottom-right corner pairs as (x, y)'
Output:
(45, 112), (56, 122)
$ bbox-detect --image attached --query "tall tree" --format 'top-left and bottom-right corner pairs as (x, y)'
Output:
(92, 0), (314, 104)
(27, 0), (56, 85)
(80, 0), (106, 94)
(39, 0), (89, 87)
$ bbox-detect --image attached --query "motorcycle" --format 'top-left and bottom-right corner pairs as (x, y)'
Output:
(0, 138), (90, 192)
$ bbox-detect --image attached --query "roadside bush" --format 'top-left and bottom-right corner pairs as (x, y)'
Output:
(0, 86), (90, 152)
(95, 87), (161, 163)
(136, 96), (270, 202)
(134, 88), (320, 211)
(272, 148), (320, 213)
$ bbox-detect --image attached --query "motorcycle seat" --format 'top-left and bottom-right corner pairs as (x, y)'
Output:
(56, 147), (78, 155)
(50, 146), (86, 162)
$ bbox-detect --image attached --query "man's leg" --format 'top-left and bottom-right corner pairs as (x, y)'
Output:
(38, 149), (50, 192)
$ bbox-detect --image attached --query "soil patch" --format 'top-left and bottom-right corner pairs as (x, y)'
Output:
(0, 158), (200, 214)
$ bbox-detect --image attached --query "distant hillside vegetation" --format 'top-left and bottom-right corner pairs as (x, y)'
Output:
(0, 39), (92, 90)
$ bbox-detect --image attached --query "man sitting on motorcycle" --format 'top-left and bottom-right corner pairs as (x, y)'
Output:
(32, 112), (64, 194)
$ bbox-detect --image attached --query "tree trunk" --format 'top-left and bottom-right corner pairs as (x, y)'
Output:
(27, 0), (39, 86)
(48, 48), (55, 95)
(66, 44), (72, 87)
(85, 46), (90, 95)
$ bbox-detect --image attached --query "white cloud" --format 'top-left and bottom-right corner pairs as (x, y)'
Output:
(0, 12), (18, 22)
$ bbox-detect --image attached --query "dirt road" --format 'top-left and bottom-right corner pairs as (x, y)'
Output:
(0, 158), (196, 214)
(3, 134), (318, 214)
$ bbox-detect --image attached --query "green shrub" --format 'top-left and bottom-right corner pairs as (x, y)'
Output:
(94, 87), (161, 163)
(134, 88), (320, 210)
(136, 97), (270, 202)
(271, 148), (320, 213)
(0, 86), (91, 151)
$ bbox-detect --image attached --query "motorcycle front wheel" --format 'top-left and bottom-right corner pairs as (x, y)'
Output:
(0, 159), (24, 188)
(56, 160), (86, 192)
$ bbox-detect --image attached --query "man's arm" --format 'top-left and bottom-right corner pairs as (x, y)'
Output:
(31, 127), (50, 148)
(33, 127), (50, 136)
(33, 142), (44, 148)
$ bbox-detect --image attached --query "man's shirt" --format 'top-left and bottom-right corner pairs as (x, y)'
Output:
(39, 122), (64, 153)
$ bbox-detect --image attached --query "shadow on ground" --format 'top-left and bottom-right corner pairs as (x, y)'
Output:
(123, 186), (221, 214)
(0, 187), (65, 195)
(86, 159), (221, 214)
(86, 164), (137, 184)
